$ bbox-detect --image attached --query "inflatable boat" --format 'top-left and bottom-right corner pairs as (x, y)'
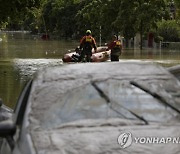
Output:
(62, 46), (111, 63)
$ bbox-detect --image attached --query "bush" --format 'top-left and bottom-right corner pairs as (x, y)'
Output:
(157, 20), (180, 42)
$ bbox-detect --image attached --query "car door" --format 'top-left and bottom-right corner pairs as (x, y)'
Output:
(0, 80), (32, 154)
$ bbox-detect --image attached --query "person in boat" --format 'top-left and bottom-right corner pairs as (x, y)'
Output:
(79, 30), (97, 62)
(71, 47), (82, 62)
(107, 35), (122, 61)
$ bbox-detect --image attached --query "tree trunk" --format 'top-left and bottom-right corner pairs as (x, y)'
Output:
(125, 38), (129, 48)
(140, 31), (143, 50)
(140, 20), (143, 50)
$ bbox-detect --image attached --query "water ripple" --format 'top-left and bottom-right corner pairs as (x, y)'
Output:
(13, 58), (63, 80)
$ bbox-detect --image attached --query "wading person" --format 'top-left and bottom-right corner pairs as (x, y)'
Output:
(79, 30), (97, 62)
(107, 35), (122, 61)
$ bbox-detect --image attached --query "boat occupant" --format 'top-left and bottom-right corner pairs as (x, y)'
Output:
(71, 47), (82, 62)
(79, 30), (97, 62)
(107, 35), (122, 61)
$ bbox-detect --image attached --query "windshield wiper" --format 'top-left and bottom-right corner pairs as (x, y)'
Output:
(130, 81), (180, 114)
(92, 82), (148, 125)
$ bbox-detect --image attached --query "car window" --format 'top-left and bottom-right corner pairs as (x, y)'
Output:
(95, 80), (180, 123)
(34, 79), (179, 129)
(39, 84), (124, 129)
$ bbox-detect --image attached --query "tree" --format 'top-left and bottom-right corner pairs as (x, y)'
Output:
(114, 0), (167, 49)
(174, 0), (180, 19)
(113, 0), (138, 46)
(76, 0), (122, 40)
(136, 0), (167, 49)
(42, 0), (82, 37)
(157, 20), (180, 41)
(0, 0), (41, 29)
(76, 0), (167, 49)
(76, 0), (101, 37)
(1, 0), (172, 45)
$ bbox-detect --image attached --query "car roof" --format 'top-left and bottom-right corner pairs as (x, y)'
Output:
(25, 62), (180, 154)
(28, 62), (180, 126)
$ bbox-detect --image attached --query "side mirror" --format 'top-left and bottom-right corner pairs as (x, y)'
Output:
(0, 120), (16, 137)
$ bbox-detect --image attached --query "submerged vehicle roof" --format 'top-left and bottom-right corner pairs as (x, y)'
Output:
(24, 62), (180, 154)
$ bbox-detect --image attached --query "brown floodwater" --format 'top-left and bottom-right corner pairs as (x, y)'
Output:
(0, 31), (180, 109)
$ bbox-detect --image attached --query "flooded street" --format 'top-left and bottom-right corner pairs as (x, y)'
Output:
(121, 49), (180, 67)
(0, 32), (180, 109)
(0, 32), (78, 108)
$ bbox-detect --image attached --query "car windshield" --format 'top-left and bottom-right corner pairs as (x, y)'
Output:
(36, 79), (179, 129)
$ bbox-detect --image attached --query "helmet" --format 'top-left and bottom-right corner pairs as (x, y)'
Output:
(86, 30), (91, 34)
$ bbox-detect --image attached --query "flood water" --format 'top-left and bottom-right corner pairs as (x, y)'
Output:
(0, 31), (180, 109)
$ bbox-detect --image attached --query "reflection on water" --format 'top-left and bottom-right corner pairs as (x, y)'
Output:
(0, 32), (78, 108)
(0, 32), (78, 59)
(13, 59), (63, 80)
(121, 49), (180, 67)
(0, 60), (22, 108)
(0, 32), (180, 109)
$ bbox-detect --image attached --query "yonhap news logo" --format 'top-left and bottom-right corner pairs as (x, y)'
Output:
(118, 131), (180, 149)
(117, 132), (133, 149)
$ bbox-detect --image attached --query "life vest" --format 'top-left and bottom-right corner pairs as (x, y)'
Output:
(80, 35), (96, 51)
(111, 40), (121, 56)
(85, 36), (93, 43)
(115, 40), (121, 47)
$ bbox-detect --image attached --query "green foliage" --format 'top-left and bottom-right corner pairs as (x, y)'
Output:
(1, 0), (179, 44)
(76, 0), (110, 38)
(76, 0), (167, 42)
(41, 0), (82, 37)
(0, 0), (41, 28)
(157, 19), (180, 42)
(114, 0), (138, 39)
(174, 0), (180, 19)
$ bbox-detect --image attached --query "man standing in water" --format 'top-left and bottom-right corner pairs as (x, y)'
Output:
(107, 35), (122, 61)
(79, 30), (97, 62)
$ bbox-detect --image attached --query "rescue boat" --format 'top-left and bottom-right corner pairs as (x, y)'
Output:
(62, 46), (111, 62)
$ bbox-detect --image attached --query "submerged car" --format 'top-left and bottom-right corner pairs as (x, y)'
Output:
(168, 64), (180, 81)
(0, 62), (180, 154)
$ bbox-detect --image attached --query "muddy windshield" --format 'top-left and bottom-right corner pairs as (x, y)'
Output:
(34, 79), (179, 129)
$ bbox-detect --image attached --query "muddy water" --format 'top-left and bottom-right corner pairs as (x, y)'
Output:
(0, 32), (180, 109)
(0, 32), (78, 108)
